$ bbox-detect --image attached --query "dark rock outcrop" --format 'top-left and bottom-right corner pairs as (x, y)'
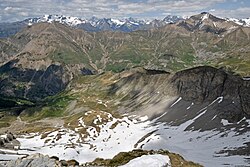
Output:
(172, 66), (250, 118)
(0, 60), (72, 101)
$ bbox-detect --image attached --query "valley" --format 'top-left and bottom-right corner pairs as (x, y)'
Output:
(0, 12), (249, 167)
(0, 66), (249, 166)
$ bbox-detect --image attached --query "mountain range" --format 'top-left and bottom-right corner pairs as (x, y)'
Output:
(0, 14), (184, 38)
(0, 12), (250, 167)
(1, 12), (250, 77)
(1, 12), (250, 38)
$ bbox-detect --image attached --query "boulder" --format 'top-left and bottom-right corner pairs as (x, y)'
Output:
(6, 154), (58, 167)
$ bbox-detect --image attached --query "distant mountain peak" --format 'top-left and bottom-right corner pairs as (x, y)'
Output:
(227, 17), (250, 27)
(189, 12), (225, 22)
(163, 15), (183, 23)
(200, 11), (210, 15)
(0, 13), (249, 38)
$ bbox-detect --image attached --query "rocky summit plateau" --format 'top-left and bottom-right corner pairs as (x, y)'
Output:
(0, 12), (249, 167)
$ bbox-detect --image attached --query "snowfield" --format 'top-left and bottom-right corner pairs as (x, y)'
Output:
(9, 112), (157, 163)
(1, 97), (250, 166)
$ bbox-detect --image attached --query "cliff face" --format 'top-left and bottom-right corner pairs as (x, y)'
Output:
(240, 81), (250, 116)
(171, 66), (250, 118)
(0, 60), (72, 101)
(0, 63), (248, 122)
(108, 66), (249, 124)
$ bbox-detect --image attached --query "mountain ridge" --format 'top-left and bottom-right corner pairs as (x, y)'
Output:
(1, 12), (249, 77)
(1, 12), (250, 38)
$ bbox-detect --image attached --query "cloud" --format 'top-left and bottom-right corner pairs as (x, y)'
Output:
(4, 7), (13, 11)
(210, 7), (250, 18)
(0, 0), (249, 22)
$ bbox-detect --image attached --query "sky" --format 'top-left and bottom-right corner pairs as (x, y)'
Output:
(0, 0), (250, 22)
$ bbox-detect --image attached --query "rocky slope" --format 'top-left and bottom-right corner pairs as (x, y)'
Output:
(0, 66), (249, 166)
(0, 150), (201, 167)
(110, 66), (249, 121)
(0, 12), (249, 104)
(172, 66), (250, 119)
(1, 12), (249, 75)
(0, 153), (78, 167)
(0, 12), (249, 167)
(0, 60), (72, 101)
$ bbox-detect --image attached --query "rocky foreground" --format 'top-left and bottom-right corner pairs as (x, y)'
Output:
(0, 149), (201, 167)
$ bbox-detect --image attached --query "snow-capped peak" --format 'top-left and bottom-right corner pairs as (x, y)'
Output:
(30, 15), (87, 26)
(242, 18), (250, 27)
(163, 15), (183, 23)
(110, 19), (125, 26)
(227, 18), (244, 25)
(26, 14), (184, 29)
(201, 13), (209, 21)
(226, 17), (250, 27)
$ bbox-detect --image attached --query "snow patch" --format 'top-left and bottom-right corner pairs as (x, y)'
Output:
(227, 18), (244, 25)
(221, 119), (233, 126)
(121, 154), (171, 167)
(13, 114), (156, 164)
(170, 97), (182, 108)
(211, 115), (217, 120)
(243, 77), (250, 80)
(111, 19), (125, 26)
(242, 18), (250, 27)
(201, 13), (209, 21)
(186, 102), (194, 110)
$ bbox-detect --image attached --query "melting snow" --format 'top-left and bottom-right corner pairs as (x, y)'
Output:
(243, 77), (250, 80)
(139, 116), (149, 121)
(11, 114), (155, 163)
(78, 117), (86, 127)
(227, 18), (244, 25)
(170, 97), (182, 108)
(242, 18), (250, 26)
(186, 102), (194, 110)
(201, 13), (209, 21)
(0, 134), (7, 138)
(143, 121), (250, 167)
(221, 119), (233, 126)
(120, 154), (171, 167)
(210, 96), (223, 105)
(211, 115), (217, 120)
(1, 98), (250, 166)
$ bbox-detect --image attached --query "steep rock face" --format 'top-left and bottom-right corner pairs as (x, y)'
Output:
(239, 81), (250, 116)
(0, 60), (72, 101)
(110, 66), (249, 122)
(172, 66), (249, 118)
(107, 68), (175, 114)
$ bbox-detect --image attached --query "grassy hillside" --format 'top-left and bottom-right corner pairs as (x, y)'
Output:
(1, 19), (249, 76)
